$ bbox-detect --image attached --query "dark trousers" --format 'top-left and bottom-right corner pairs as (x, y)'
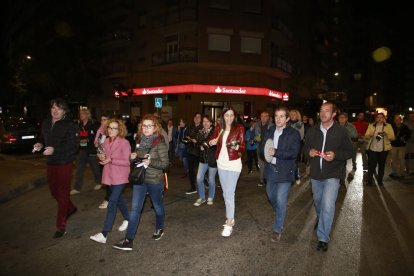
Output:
(168, 141), (175, 162)
(47, 163), (76, 230)
(247, 149), (258, 171)
(367, 150), (389, 183)
(188, 154), (199, 190)
(73, 149), (101, 191)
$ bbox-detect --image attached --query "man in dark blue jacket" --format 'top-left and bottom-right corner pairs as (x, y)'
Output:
(303, 102), (353, 252)
(261, 106), (301, 242)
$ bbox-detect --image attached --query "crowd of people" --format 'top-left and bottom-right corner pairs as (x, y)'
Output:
(33, 97), (414, 252)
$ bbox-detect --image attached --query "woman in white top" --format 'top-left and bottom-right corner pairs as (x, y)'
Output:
(209, 107), (245, 237)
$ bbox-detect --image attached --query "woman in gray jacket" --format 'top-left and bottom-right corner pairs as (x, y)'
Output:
(113, 114), (169, 251)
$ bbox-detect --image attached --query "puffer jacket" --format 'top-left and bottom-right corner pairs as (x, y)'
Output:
(135, 135), (169, 184)
(209, 124), (246, 160)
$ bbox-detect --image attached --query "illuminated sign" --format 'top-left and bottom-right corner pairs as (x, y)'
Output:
(130, 84), (289, 101)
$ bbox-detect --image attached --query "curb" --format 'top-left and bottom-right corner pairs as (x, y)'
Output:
(0, 177), (47, 205)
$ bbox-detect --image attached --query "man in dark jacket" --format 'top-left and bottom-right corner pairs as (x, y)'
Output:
(261, 106), (301, 242)
(185, 112), (203, 195)
(33, 98), (80, 238)
(390, 114), (411, 178)
(303, 102), (353, 252)
(71, 109), (101, 194)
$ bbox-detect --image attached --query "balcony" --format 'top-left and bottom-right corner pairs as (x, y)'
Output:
(270, 18), (294, 46)
(270, 55), (292, 74)
(152, 8), (197, 28)
(152, 47), (198, 66)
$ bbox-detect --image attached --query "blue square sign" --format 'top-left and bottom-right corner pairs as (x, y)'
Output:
(155, 97), (163, 108)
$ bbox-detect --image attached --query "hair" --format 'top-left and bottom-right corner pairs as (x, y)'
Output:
(100, 112), (112, 119)
(202, 114), (214, 124)
(220, 106), (238, 130)
(104, 118), (128, 138)
(290, 109), (302, 122)
(79, 109), (91, 120)
(274, 106), (290, 118)
(50, 98), (70, 114)
(322, 101), (337, 113)
(339, 112), (348, 118)
(137, 114), (163, 136)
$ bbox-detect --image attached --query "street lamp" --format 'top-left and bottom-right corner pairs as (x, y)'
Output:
(26, 55), (32, 60)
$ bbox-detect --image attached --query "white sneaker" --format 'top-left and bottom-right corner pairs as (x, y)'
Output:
(193, 198), (206, 207)
(207, 198), (214, 205)
(118, 220), (128, 231)
(98, 200), (108, 209)
(94, 184), (102, 190)
(296, 178), (301, 185)
(70, 189), (80, 195)
(221, 225), (233, 237)
(90, 233), (107, 244)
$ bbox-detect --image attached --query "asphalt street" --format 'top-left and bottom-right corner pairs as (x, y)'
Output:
(0, 153), (413, 275)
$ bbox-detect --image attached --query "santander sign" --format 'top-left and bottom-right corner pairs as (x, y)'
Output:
(132, 84), (289, 101)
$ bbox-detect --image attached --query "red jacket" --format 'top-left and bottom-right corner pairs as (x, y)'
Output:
(352, 120), (368, 138)
(210, 124), (246, 160)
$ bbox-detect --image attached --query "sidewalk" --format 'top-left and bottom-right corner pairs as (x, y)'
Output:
(0, 154), (47, 204)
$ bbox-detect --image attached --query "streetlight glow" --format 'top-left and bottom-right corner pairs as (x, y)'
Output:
(26, 55), (32, 60)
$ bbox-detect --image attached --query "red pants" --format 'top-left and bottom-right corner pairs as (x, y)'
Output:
(47, 163), (76, 230)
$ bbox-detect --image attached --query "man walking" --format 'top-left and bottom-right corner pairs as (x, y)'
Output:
(352, 112), (368, 171)
(303, 102), (354, 252)
(254, 111), (274, 186)
(33, 98), (80, 238)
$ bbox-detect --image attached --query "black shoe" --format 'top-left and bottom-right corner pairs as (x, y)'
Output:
(113, 238), (133, 251)
(378, 181), (384, 186)
(185, 189), (197, 195)
(152, 229), (164, 240)
(317, 241), (328, 252)
(66, 207), (78, 220)
(53, 229), (66, 239)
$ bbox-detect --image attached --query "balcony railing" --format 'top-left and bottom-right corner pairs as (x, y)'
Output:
(152, 47), (198, 66)
(270, 55), (292, 73)
(152, 8), (197, 28)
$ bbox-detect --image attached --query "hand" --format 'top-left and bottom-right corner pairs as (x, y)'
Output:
(269, 147), (276, 156)
(191, 138), (197, 144)
(99, 157), (111, 165)
(323, 151), (335, 161)
(97, 153), (106, 161)
(209, 138), (218, 146)
(32, 143), (43, 153)
(43, 146), (54, 155)
(309, 149), (319, 158)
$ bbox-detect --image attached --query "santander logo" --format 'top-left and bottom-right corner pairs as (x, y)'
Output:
(215, 86), (246, 94)
(283, 93), (289, 101)
(268, 90), (282, 99)
(142, 88), (163, 95)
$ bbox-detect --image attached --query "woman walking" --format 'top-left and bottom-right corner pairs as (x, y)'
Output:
(209, 106), (245, 237)
(90, 119), (131, 244)
(113, 114), (169, 251)
(193, 115), (218, 206)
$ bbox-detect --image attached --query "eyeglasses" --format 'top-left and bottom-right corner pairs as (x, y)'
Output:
(142, 124), (155, 129)
(107, 126), (119, 131)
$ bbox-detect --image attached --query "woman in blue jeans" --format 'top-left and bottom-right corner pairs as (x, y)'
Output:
(262, 107), (301, 242)
(209, 106), (245, 237)
(113, 114), (169, 251)
(90, 119), (131, 244)
(193, 115), (218, 206)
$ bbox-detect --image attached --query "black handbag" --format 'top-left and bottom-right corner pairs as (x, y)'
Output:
(129, 148), (151, 185)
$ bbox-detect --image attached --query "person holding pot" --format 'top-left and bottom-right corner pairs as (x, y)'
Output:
(113, 114), (169, 251)
(209, 106), (245, 237)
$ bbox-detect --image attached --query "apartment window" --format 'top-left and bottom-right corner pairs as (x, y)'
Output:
(208, 34), (231, 52)
(243, 0), (262, 14)
(241, 37), (261, 54)
(209, 0), (231, 10)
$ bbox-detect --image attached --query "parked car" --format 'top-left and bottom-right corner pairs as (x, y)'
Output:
(0, 117), (41, 153)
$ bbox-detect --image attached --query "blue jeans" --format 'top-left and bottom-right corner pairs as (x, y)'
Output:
(102, 184), (129, 233)
(126, 183), (165, 241)
(218, 169), (240, 219)
(197, 163), (218, 200)
(311, 178), (340, 243)
(266, 181), (292, 233)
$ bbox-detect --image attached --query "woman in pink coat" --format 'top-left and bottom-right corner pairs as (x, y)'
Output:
(90, 118), (131, 244)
